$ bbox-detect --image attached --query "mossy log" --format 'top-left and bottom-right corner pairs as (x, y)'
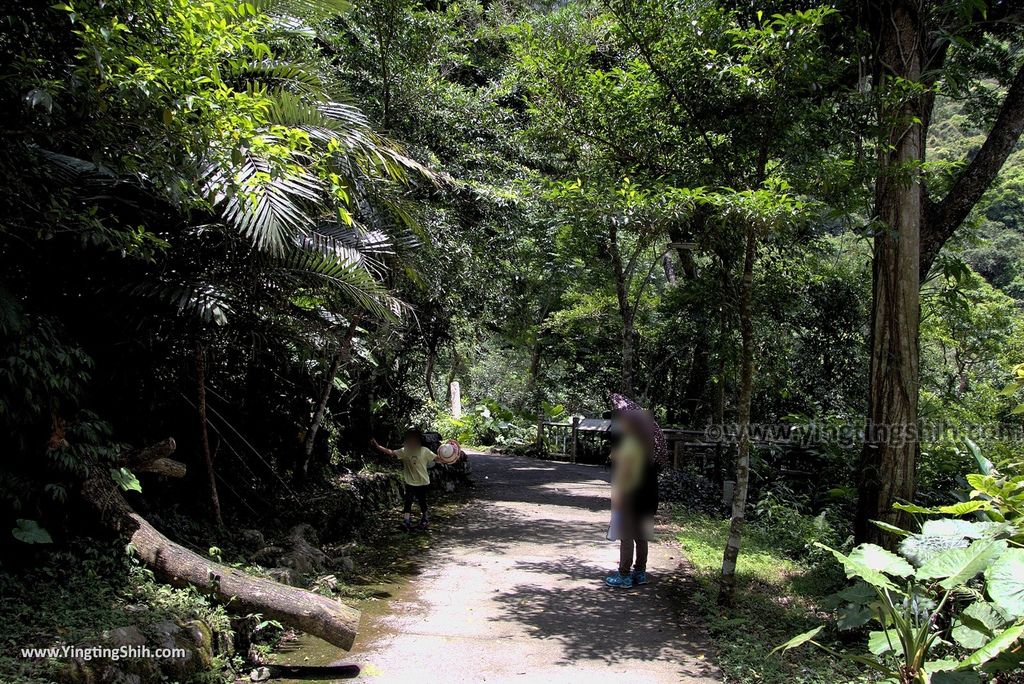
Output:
(81, 438), (360, 650)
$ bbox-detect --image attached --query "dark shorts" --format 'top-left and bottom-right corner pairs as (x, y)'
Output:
(403, 484), (429, 514)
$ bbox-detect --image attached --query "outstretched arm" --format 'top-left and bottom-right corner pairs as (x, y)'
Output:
(370, 438), (396, 458)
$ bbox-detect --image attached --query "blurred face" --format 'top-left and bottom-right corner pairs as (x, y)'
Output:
(613, 416), (638, 439)
(404, 436), (421, 451)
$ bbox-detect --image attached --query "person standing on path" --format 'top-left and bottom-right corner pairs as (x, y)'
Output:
(371, 428), (437, 530)
(605, 396), (662, 588)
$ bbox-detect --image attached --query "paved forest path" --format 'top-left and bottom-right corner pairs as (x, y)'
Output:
(336, 452), (721, 683)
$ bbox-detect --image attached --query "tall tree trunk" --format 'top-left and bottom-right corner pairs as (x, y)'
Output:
(711, 256), (731, 426)
(609, 222), (636, 396)
(620, 315), (636, 397)
(855, 1), (924, 546)
(669, 222), (709, 421)
(662, 252), (677, 284)
(194, 342), (223, 527)
(719, 224), (756, 606)
(302, 316), (359, 477)
(682, 337), (711, 423)
(425, 334), (438, 402)
(528, 340), (543, 389)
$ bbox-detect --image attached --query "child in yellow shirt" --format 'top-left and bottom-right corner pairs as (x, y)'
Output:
(371, 428), (437, 530)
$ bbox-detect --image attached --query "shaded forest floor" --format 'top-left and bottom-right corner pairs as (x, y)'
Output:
(674, 512), (875, 684)
(0, 474), (472, 684)
(1, 456), (876, 684)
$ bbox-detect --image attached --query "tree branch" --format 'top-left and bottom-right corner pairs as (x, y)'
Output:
(921, 63), (1024, 278)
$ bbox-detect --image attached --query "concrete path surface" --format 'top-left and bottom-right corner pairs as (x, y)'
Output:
(345, 452), (721, 683)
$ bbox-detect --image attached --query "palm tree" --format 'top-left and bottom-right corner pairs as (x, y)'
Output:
(20, 0), (435, 515)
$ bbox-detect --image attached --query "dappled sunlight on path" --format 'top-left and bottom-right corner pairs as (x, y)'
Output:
(322, 452), (719, 683)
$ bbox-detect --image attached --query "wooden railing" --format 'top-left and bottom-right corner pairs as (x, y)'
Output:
(535, 418), (734, 473)
(536, 417), (581, 463)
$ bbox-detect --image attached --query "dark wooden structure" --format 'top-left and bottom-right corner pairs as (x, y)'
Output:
(537, 418), (730, 474)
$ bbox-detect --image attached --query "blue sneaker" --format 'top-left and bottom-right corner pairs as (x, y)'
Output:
(605, 572), (633, 588)
(631, 570), (650, 585)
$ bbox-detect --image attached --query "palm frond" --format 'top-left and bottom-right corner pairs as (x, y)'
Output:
(263, 90), (434, 184)
(203, 154), (322, 254)
(304, 222), (396, 276)
(274, 246), (406, 322)
(311, 223), (394, 255)
(227, 60), (327, 96)
(130, 281), (233, 326)
(33, 148), (109, 183)
(266, 90), (353, 143)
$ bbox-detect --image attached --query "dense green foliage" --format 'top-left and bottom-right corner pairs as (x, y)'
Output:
(777, 447), (1024, 682)
(3, 0), (1024, 681)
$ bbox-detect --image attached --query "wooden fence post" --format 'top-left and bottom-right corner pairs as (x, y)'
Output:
(673, 440), (681, 470)
(570, 416), (579, 464)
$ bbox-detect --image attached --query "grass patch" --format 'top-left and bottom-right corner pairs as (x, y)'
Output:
(674, 510), (874, 684)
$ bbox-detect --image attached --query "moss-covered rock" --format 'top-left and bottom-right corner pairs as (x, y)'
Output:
(56, 619), (219, 684)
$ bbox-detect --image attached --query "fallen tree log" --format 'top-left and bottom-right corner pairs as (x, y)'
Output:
(81, 438), (360, 650)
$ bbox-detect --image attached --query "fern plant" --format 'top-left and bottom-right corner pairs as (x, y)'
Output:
(50, 0), (433, 324)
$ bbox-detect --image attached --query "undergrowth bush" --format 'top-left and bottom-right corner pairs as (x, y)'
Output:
(752, 491), (850, 564)
(675, 511), (872, 684)
(776, 445), (1024, 682)
(432, 398), (535, 450)
(658, 469), (724, 515)
(0, 539), (233, 683)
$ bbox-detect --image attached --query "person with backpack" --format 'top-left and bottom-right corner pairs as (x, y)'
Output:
(605, 396), (662, 588)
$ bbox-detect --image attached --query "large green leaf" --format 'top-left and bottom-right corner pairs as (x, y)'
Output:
(985, 549), (1024, 618)
(916, 539), (1007, 590)
(966, 474), (1005, 500)
(920, 519), (1001, 539)
(901, 520), (1014, 566)
(871, 519), (911, 537)
(924, 657), (980, 682)
(11, 519), (52, 544)
(952, 602), (1007, 650)
(931, 671), (981, 684)
(867, 628), (899, 656)
(770, 626), (823, 655)
(815, 544), (899, 591)
(894, 502), (941, 515)
(836, 581), (877, 605)
(900, 533), (970, 567)
(964, 438), (994, 476)
(849, 543), (915, 577)
(837, 604), (873, 630)
(110, 467), (143, 493)
(956, 623), (1024, 669)
(936, 501), (990, 516)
